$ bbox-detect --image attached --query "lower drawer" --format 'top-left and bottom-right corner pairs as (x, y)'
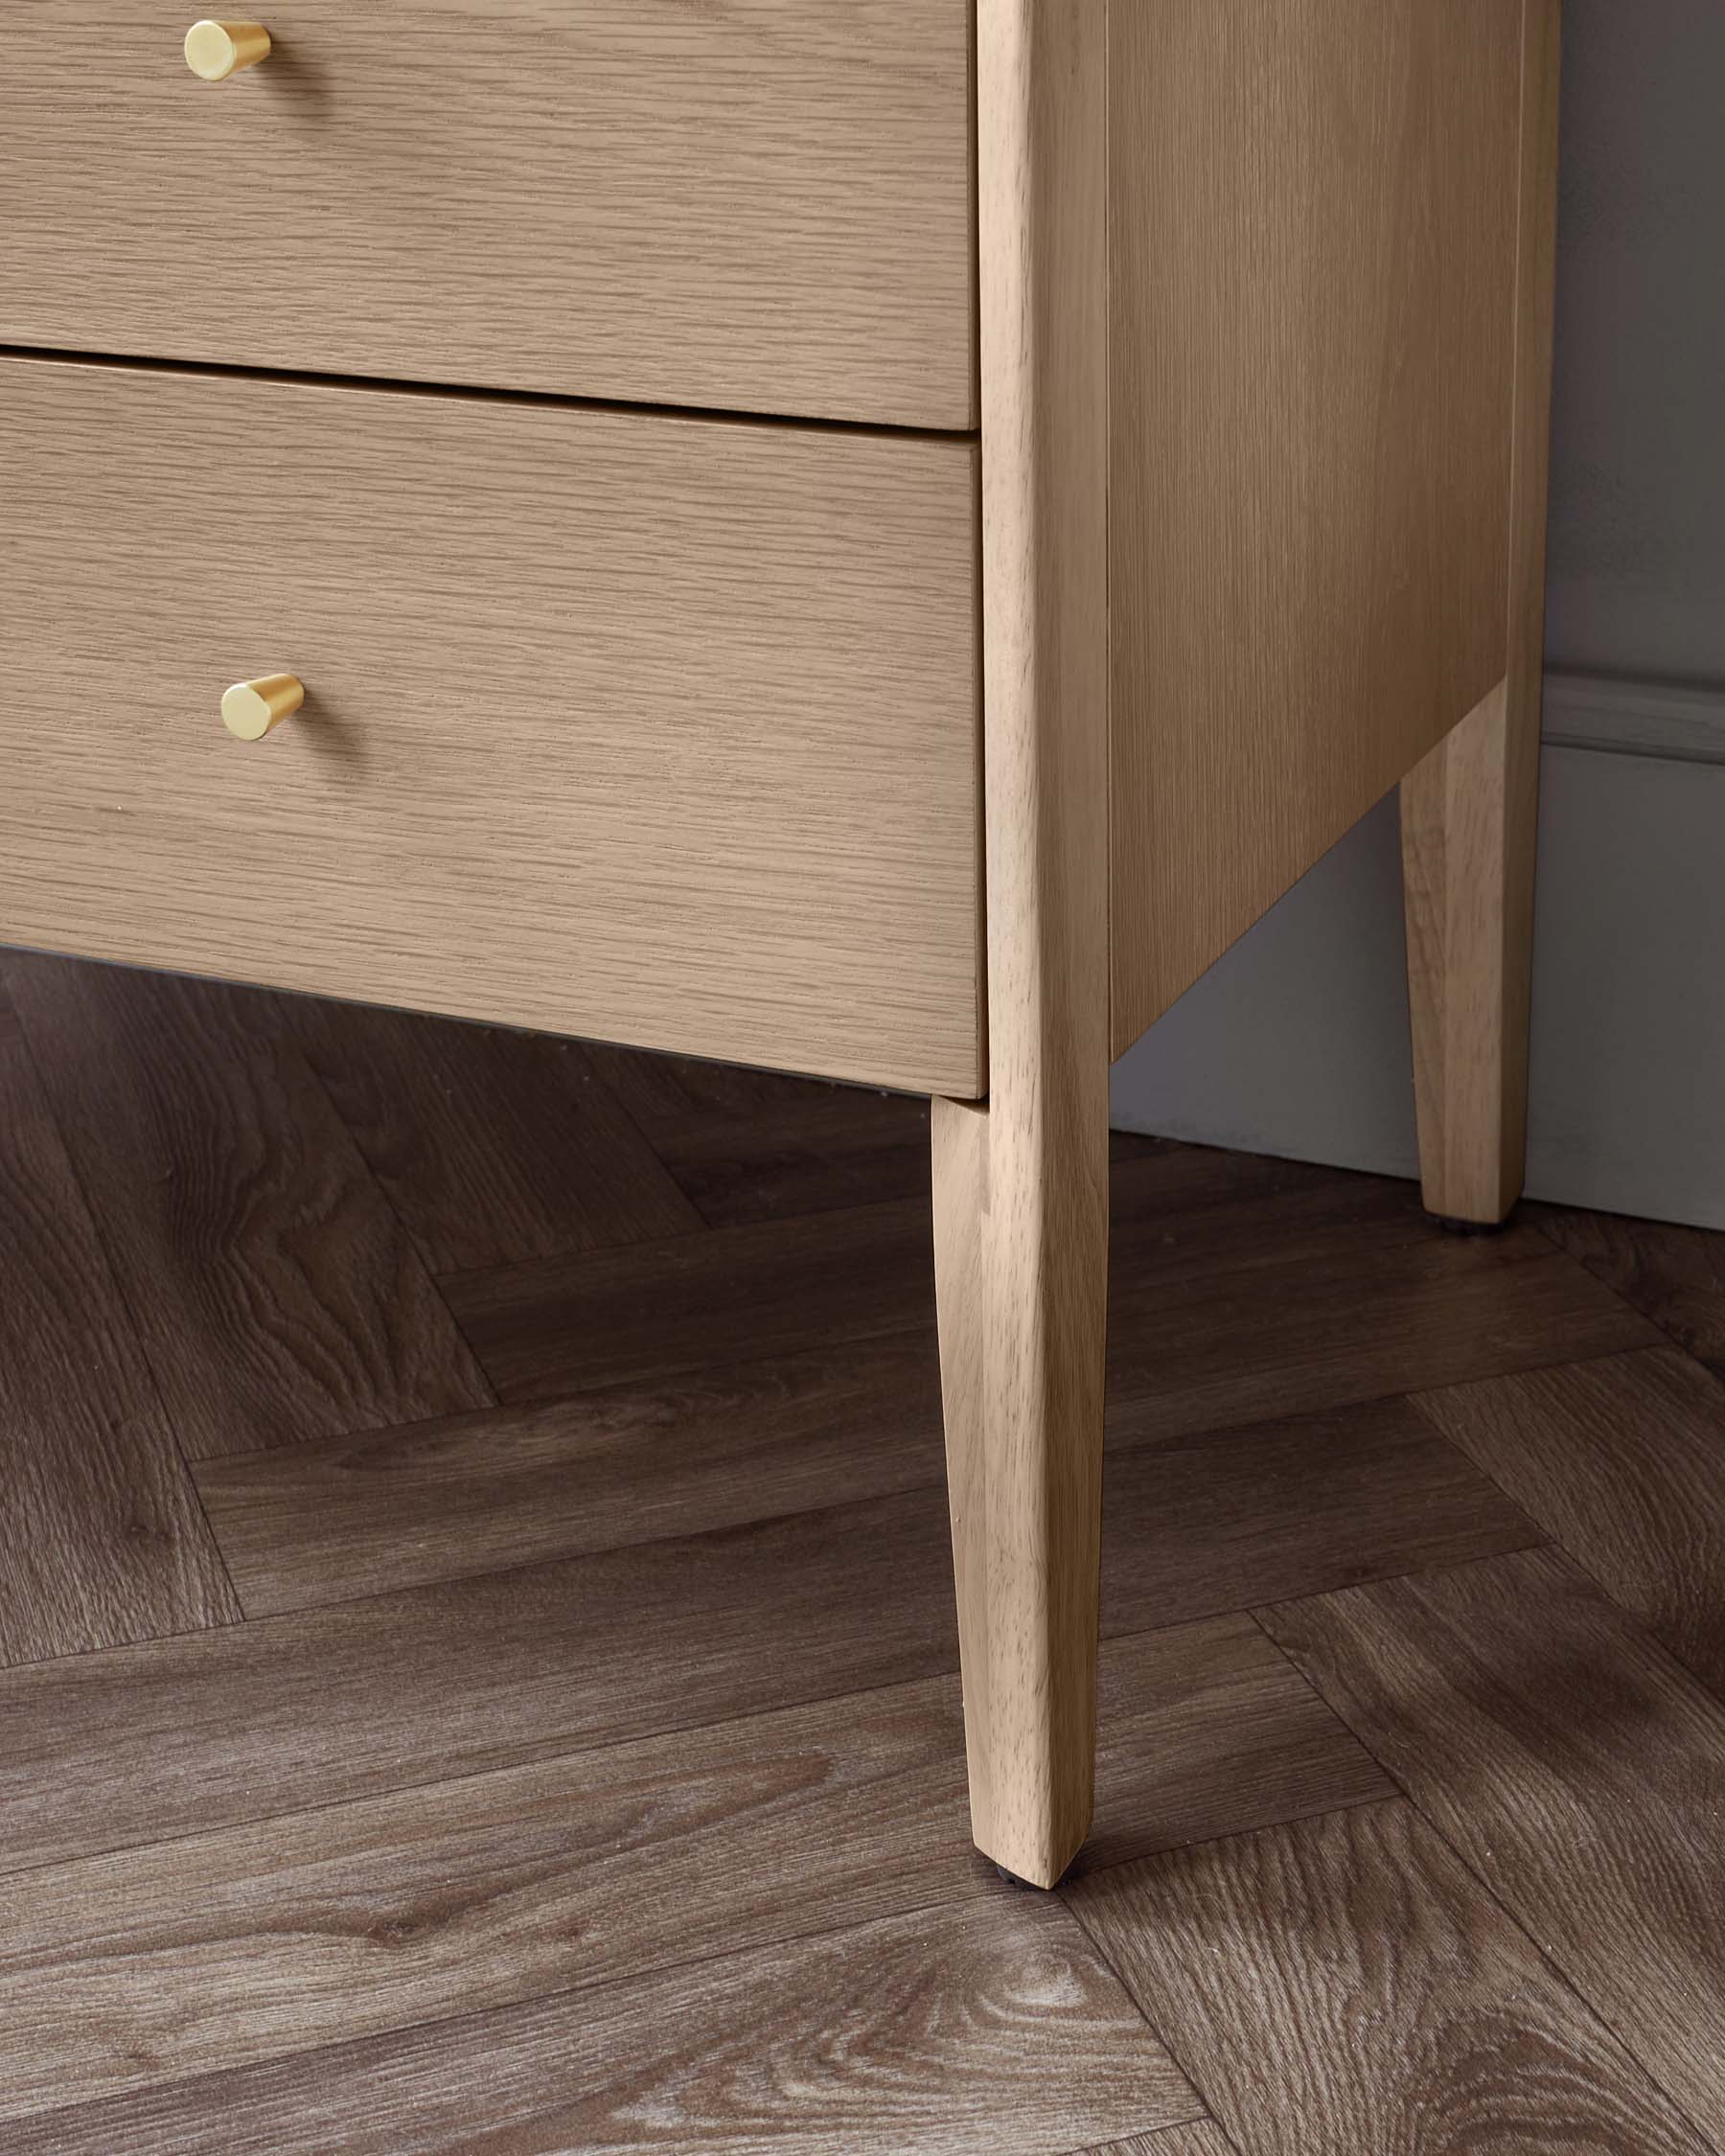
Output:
(0, 359), (982, 1096)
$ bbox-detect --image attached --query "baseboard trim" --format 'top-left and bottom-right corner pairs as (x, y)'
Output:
(1543, 669), (1725, 766)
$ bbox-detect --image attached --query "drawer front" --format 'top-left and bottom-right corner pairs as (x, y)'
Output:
(0, 359), (982, 1096)
(0, 4), (975, 430)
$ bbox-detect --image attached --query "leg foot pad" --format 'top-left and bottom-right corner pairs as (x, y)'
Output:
(1427, 1208), (1515, 1237)
(994, 1859), (1070, 1892)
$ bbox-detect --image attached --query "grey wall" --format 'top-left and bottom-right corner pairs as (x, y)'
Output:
(1112, 1), (1725, 1230)
(1543, 0), (1725, 679)
(1112, 745), (1725, 1229)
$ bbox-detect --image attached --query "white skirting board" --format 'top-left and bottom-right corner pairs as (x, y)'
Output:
(1110, 672), (1725, 1230)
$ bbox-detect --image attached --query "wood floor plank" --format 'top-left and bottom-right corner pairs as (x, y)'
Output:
(2, 952), (492, 1456)
(1067, 1800), (1711, 2156)
(445, 1189), (934, 1402)
(0, 1617), (1379, 2121)
(1099, 1399), (1539, 1643)
(592, 1042), (934, 1227)
(1535, 1204), (1725, 1373)
(196, 1235), (1543, 1617)
(1072, 2128), (1237, 2156)
(290, 998), (702, 1273)
(0, 1391), (1484, 1877)
(0, 1483), (958, 1879)
(198, 1156), (1414, 1613)
(447, 1143), (1654, 1417)
(1416, 1348), (1725, 1698)
(443, 1143), (1370, 1405)
(194, 1330), (946, 1616)
(0, 1015), (241, 1664)
(438, 1143), (1351, 1404)
(1085, 1615), (1394, 1873)
(9, 1896), (1201, 2156)
(1263, 1548), (1725, 2142)
(1105, 1200), (1658, 1440)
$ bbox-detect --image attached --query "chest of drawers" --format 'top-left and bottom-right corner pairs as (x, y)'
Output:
(0, 0), (1560, 1888)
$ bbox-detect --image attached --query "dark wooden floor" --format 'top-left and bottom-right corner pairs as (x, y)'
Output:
(2, 948), (1723, 2153)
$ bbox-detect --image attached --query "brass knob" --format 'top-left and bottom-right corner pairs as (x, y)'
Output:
(221, 675), (303, 741)
(184, 20), (272, 81)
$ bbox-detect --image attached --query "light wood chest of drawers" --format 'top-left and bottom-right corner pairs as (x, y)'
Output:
(0, 0), (1561, 1888)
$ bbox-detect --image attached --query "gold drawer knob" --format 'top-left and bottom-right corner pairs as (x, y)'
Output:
(221, 674), (303, 741)
(184, 19), (272, 81)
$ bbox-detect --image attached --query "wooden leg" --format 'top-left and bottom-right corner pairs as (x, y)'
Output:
(1400, 0), (1560, 1229)
(931, 1090), (1107, 1889)
(1399, 674), (1541, 1227)
(951, 0), (1110, 1886)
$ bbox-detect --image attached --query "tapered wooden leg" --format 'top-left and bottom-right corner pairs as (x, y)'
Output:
(1400, 675), (1541, 1226)
(1400, 0), (1560, 1228)
(932, 1090), (1107, 1889)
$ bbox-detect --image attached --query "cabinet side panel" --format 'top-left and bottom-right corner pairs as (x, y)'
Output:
(1110, 0), (1524, 1052)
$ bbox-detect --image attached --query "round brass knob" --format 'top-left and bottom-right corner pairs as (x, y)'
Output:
(221, 675), (303, 741)
(184, 20), (272, 81)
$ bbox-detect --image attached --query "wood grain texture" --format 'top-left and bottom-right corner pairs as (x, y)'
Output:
(5, 1896), (1196, 2156)
(1534, 1206), (1725, 1373)
(0, 1010), (240, 1664)
(3, 953), (491, 1457)
(1103, 1162), (1659, 1438)
(288, 998), (701, 1273)
(0, 357), (983, 1097)
(1265, 1548), (1725, 2142)
(932, 0), (1111, 1889)
(1109, 0), (1525, 1049)
(196, 1237), (1543, 1634)
(195, 1331), (946, 1615)
(1415, 1348), (1725, 1701)
(0, 1388), (1484, 1880)
(0, 1484), (962, 1880)
(0, 1), (976, 429)
(1400, 677), (1530, 1223)
(1069, 1800), (1712, 2156)
(1074, 2129), (1237, 2156)
(435, 1145), (1287, 1419)
(596, 1045), (932, 1227)
(446, 1192), (934, 1404)
(0, 1617), (1374, 2122)
(443, 1142), (1654, 1434)
(1083, 1614), (1393, 1875)
(1399, 0), (1564, 1223)
(1099, 1399), (1538, 1645)
(190, 1345), (1534, 1701)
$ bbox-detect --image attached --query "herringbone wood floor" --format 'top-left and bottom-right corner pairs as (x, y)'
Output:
(2, 947), (1722, 2153)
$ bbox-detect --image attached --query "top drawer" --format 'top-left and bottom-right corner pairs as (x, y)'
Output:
(0, 3), (976, 428)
